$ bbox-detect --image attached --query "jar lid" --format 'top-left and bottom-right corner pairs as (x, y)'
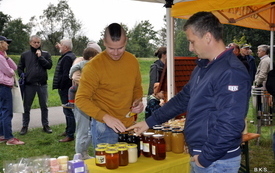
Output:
(95, 147), (106, 151)
(116, 142), (127, 147)
(108, 144), (118, 149)
(143, 132), (154, 136)
(97, 143), (109, 147)
(117, 146), (128, 151)
(106, 148), (118, 154)
(127, 143), (137, 148)
(152, 134), (164, 138)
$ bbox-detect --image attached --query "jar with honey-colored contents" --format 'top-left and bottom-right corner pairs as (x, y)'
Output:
(153, 126), (163, 134)
(105, 148), (119, 169)
(151, 134), (166, 160)
(171, 129), (184, 154)
(162, 129), (172, 152)
(95, 147), (106, 167)
(117, 146), (129, 166)
(142, 132), (154, 157)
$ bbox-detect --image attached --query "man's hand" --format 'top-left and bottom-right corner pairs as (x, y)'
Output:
(126, 121), (149, 136)
(103, 114), (126, 133)
(36, 49), (41, 57)
(191, 155), (204, 168)
(131, 98), (144, 114)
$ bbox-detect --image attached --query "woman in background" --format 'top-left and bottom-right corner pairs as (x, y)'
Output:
(0, 36), (24, 145)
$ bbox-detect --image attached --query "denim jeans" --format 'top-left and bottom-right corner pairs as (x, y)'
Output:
(0, 85), (13, 139)
(74, 106), (92, 155)
(190, 155), (241, 173)
(58, 89), (75, 138)
(91, 118), (118, 149)
(22, 84), (48, 127)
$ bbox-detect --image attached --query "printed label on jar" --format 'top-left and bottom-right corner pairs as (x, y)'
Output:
(152, 145), (156, 155)
(95, 155), (106, 164)
(140, 141), (143, 150)
(143, 143), (150, 152)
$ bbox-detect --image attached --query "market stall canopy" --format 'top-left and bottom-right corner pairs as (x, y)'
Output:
(172, 0), (275, 31)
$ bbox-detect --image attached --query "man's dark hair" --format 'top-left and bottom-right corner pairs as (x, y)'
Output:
(104, 23), (126, 42)
(183, 12), (223, 41)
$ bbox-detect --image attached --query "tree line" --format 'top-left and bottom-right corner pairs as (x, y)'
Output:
(0, 0), (271, 58)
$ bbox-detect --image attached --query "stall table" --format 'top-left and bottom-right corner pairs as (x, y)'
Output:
(85, 152), (190, 173)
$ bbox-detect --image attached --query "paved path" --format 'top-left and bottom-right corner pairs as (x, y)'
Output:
(12, 97), (147, 132)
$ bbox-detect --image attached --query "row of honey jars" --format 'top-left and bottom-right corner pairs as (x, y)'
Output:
(95, 143), (137, 169)
(118, 132), (140, 157)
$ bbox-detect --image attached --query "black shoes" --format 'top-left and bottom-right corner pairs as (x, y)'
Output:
(43, 125), (53, 133)
(20, 126), (28, 135)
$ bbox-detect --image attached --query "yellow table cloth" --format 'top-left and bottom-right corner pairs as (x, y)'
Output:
(85, 152), (190, 173)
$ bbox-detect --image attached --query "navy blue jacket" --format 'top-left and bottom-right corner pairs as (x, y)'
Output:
(146, 49), (251, 167)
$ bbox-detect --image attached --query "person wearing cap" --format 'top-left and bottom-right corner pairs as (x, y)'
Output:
(17, 35), (53, 135)
(75, 23), (143, 149)
(241, 44), (257, 85)
(254, 44), (271, 87)
(53, 38), (76, 142)
(0, 36), (25, 145)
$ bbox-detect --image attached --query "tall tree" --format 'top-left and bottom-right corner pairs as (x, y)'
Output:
(2, 18), (30, 54)
(29, 0), (85, 55)
(127, 20), (157, 57)
(0, 11), (10, 34)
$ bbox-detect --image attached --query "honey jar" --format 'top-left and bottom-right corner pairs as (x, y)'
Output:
(117, 146), (129, 166)
(105, 148), (119, 169)
(127, 143), (138, 163)
(151, 134), (166, 160)
(95, 147), (106, 167)
(162, 129), (172, 152)
(142, 132), (154, 157)
(118, 131), (129, 142)
(171, 129), (184, 153)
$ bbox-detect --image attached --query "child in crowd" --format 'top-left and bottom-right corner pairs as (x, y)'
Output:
(145, 82), (165, 119)
(62, 45), (100, 109)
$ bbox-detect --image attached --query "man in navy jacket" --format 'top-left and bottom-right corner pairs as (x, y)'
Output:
(127, 12), (251, 172)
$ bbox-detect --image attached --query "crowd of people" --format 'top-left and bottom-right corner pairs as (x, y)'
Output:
(0, 11), (274, 172)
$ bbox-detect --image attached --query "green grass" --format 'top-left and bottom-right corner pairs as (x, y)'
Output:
(1, 56), (274, 172)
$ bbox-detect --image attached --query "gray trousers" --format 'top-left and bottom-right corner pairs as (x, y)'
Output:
(73, 106), (92, 156)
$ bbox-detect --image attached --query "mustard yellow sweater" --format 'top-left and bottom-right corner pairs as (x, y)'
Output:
(75, 51), (143, 127)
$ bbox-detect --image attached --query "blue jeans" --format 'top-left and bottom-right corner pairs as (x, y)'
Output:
(0, 85), (13, 139)
(74, 106), (92, 155)
(91, 118), (118, 148)
(22, 84), (48, 127)
(58, 89), (75, 138)
(190, 155), (241, 173)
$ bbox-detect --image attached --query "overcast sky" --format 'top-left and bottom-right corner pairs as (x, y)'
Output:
(0, 0), (167, 41)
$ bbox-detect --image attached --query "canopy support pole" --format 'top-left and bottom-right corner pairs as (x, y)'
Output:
(165, 0), (175, 100)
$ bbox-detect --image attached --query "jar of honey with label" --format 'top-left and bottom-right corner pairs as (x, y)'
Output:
(142, 132), (154, 157)
(95, 147), (106, 167)
(151, 134), (166, 160)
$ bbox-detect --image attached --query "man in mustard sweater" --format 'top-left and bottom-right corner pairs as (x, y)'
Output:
(75, 23), (144, 147)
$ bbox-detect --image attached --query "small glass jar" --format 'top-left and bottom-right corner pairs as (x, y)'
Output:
(118, 131), (129, 142)
(171, 129), (184, 154)
(117, 146), (129, 166)
(127, 143), (138, 163)
(151, 134), (166, 160)
(105, 148), (119, 169)
(142, 132), (154, 157)
(153, 126), (163, 134)
(162, 129), (172, 152)
(95, 147), (106, 167)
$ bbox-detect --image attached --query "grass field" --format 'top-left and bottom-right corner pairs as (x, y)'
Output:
(0, 56), (274, 172)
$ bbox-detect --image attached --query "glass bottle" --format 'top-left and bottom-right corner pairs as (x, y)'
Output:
(171, 129), (184, 154)
(127, 133), (141, 157)
(127, 143), (138, 163)
(105, 148), (119, 169)
(95, 147), (106, 167)
(117, 146), (129, 166)
(142, 132), (154, 157)
(118, 131), (128, 142)
(162, 129), (172, 152)
(151, 134), (166, 160)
